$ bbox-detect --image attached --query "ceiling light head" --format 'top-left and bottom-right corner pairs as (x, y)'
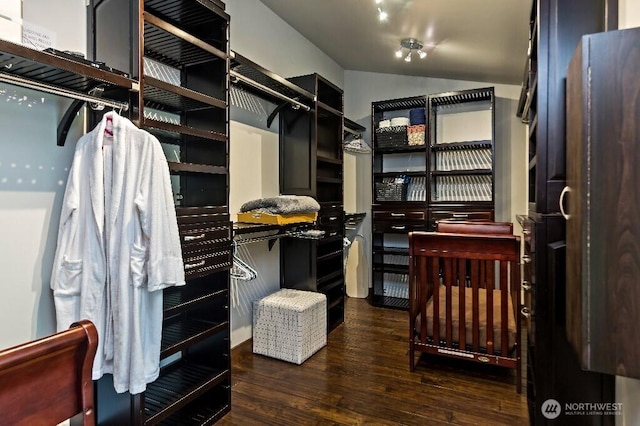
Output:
(396, 38), (427, 62)
(378, 8), (388, 21)
(375, 0), (383, 3)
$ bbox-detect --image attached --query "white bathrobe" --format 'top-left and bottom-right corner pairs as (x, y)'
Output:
(51, 112), (185, 394)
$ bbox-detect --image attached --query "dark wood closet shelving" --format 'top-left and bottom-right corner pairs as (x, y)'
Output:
(168, 162), (227, 175)
(89, 0), (231, 423)
(317, 102), (342, 117)
(430, 169), (492, 176)
(279, 72), (346, 332)
(373, 96), (426, 111)
(516, 0), (617, 423)
(0, 39), (135, 93)
(431, 140), (492, 150)
(144, 77), (226, 110)
(144, 363), (229, 424)
(375, 145), (425, 154)
(429, 88), (493, 106)
(370, 95), (428, 310)
(373, 171), (425, 178)
(145, 119), (227, 142)
(0, 39), (136, 146)
(145, 0), (227, 29)
(229, 51), (314, 110)
(317, 155), (343, 165)
(160, 319), (228, 358)
(343, 117), (365, 135)
(163, 287), (228, 317)
(144, 13), (227, 62)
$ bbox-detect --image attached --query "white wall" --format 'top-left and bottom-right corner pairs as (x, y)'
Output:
(225, 0), (346, 346)
(617, 5), (640, 426)
(343, 70), (527, 293)
(228, 120), (281, 344)
(226, 0), (343, 87)
(0, 0), (86, 349)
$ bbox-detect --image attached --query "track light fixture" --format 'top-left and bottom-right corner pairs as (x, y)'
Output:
(395, 38), (427, 62)
(377, 7), (388, 21)
(375, 0), (388, 21)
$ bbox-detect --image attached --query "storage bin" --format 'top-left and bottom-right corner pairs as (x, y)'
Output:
(375, 125), (408, 148)
(407, 124), (426, 146)
(409, 107), (426, 125)
(253, 289), (327, 364)
(375, 181), (407, 202)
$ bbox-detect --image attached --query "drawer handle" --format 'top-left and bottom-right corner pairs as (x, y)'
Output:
(560, 186), (571, 220)
(522, 281), (532, 291)
(329, 232), (338, 237)
(521, 307), (531, 318)
(328, 216), (338, 221)
(390, 213), (405, 217)
(522, 255), (531, 264)
(184, 233), (206, 242)
(391, 225), (406, 230)
(452, 213), (469, 218)
(184, 260), (205, 269)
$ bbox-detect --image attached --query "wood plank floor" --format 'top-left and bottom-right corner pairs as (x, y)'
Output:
(218, 297), (528, 425)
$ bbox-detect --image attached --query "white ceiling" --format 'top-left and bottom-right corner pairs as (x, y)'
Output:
(259, 0), (533, 85)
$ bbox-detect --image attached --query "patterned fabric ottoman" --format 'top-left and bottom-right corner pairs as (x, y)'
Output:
(252, 289), (327, 364)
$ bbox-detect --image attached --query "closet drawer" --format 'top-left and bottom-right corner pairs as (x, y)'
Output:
(373, 221), (427, 234)
(322, 228), (344, 240)
(183, 247), (232, 279)
(318, 208), (344, 228)
(430, 210), (494, 230)
(179, 224), (231, 249)
(430, 209), (493, 223)
(373, 210), (426, 222)
(176, 206), (229, 225)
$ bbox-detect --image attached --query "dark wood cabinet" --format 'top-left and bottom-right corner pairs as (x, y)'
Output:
(566, 27), (640, 379)
(370, 89), (496, 310)
(517, 0), (616, 424)
(88, 0), (232, 423)
(279, 73), (346, 332)
(370, 96), (428, 309)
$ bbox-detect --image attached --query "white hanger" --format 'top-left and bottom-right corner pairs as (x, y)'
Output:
(231, 242), (257, 281)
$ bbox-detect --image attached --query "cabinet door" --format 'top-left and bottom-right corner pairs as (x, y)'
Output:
(280, 108), (315, 196)
(566, 28), (640, 378)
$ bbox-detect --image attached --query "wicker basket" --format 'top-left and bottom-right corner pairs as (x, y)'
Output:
(375, 125), (408, 149)
(375, 182), (407, 202)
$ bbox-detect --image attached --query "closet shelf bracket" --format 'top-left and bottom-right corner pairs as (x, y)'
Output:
(266, 102), (288, 129)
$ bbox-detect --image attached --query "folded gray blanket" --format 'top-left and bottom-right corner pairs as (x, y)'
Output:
(240, 195), (320, 214)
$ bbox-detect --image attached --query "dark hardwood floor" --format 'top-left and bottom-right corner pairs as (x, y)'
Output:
(219, 297), (528, 425)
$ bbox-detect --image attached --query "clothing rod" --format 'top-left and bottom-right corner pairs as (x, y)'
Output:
(230, 70), (311, 112)
(0, 72), (130, 111)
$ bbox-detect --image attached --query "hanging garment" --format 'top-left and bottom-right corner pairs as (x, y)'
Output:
(50, 111), (185, 394)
